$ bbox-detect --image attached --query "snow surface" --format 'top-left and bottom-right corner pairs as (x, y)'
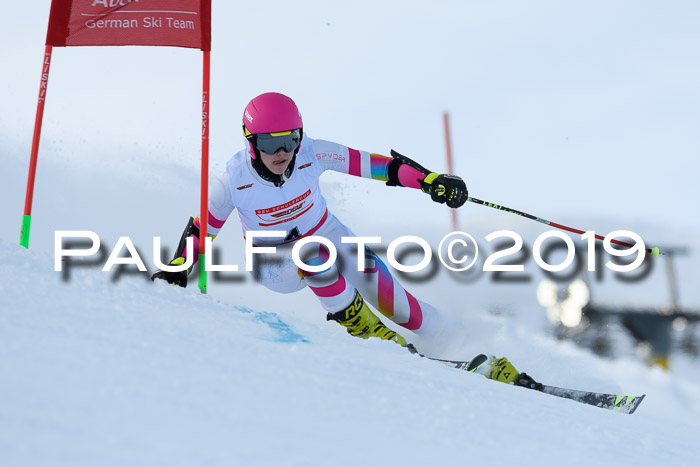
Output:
(2, 1), (700, 466)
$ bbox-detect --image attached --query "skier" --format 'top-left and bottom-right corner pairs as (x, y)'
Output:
(152, 92), (522, 386)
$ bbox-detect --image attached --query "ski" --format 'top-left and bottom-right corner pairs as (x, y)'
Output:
(539, 385), (645, 415)
(429, 357), (646, 414)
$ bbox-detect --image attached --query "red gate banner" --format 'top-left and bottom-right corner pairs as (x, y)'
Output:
(46, 0), (211, 50)
(24, 0), (213, 293)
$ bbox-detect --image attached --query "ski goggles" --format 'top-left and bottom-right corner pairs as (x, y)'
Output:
(254, 130), (301, 155)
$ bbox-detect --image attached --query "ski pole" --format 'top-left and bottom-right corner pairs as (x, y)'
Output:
(467, 197), (662, 257)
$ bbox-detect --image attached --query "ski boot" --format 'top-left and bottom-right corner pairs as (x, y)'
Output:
(327, 290), (409, 348)
(467, 354), (543, 389)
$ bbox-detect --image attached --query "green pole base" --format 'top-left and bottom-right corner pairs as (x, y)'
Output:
(198, 253), (208, 294)
(20, 215), (32, 249)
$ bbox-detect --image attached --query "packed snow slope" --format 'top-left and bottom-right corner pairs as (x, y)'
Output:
(2, 152), (700, 467)
(2, 1), (700, 466)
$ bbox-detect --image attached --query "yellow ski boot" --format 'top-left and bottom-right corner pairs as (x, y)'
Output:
(467, 354), (520, 384)
(327, 291), (409, 347)
(467, 354), (543, 389)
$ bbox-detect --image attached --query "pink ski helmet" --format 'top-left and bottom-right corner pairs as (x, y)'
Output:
(242, 92), (303, 159)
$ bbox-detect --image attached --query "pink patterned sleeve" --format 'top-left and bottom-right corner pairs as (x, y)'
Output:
(314, 139), (427, 188)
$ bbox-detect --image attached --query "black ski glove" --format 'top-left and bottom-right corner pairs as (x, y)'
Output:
(151, 257), (190, 288)
(419, 173), (468, 208)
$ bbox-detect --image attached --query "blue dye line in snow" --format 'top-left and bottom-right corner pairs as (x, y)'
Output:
(236, 306), (310, 343)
